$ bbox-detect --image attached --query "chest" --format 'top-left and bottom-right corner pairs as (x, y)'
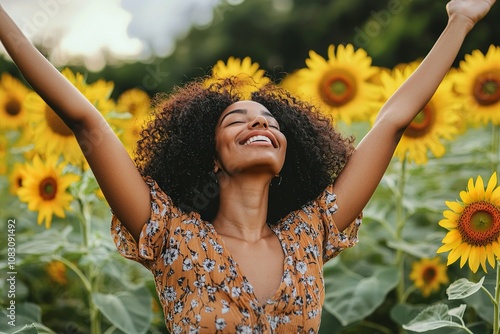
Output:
(222, 235), (285, 303)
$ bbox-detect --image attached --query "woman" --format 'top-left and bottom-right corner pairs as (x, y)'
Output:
(0, 0), (495, 332)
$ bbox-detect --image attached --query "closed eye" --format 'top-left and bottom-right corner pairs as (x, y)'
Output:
(226, 120), (245, 127)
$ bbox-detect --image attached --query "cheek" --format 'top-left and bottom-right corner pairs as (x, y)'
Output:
(279, 135), (287, 155)
(214, 132), (234, 159)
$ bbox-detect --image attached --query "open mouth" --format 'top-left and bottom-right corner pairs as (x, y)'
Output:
(242, 135), (274, 147)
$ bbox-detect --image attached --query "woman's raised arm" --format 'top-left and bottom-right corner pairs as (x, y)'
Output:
(332, 0), (496, 231)
(0, 5), (150, 241)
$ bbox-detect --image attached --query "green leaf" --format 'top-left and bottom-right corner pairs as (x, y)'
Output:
(402, 303), (466, 332)
(390, 303), (428, 326)
(447, 304), (467, 319)
(323, 261), (399, 326)
(6, 325), (39, 334)
(463, 273), (496, 325)
(15, 226), (72, 255)
(0, 303), (51, 333)
(447, 277), (485, 300)
(386, 239), (440, 258)
(92, 286), (152, 334)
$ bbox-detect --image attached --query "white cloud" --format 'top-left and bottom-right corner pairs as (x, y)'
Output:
(122, 0), (222, 58)
(1, 0), (222, 70)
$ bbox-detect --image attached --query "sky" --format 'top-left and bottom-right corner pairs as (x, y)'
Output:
(0, 0), (233, 71)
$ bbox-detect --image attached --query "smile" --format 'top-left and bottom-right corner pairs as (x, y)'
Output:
(243, 135), (273, 146)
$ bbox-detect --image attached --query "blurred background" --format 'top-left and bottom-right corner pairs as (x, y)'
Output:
(1, 0), (499, 97)
(1, 1), (499, 333)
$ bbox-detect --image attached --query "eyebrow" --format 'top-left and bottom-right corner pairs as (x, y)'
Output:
(219, 108), (275, 125)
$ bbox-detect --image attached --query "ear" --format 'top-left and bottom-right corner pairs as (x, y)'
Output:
(213, 160), (220, 174)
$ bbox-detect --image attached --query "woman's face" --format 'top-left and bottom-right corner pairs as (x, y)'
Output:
(214, 100), (287, 178)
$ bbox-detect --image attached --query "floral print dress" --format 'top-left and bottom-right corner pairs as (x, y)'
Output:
(111, 177), (361, 334)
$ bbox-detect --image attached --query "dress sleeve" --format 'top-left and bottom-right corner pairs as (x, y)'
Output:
(313, 184), (362, 263)
(110, 176), (182, 265)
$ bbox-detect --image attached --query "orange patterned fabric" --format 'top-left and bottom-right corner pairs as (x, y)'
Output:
(111, 177), (361, 333)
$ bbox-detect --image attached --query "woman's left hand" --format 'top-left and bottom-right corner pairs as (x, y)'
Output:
(446, 0), (496, 30)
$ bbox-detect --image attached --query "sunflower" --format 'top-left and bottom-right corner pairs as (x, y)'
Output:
(25, 68), (115, 167)
(379, 63), (461, 164)
(0, 73), (30, 131)
(452, 45), (500, 126)
(0, 134), (7, 175)
(446, 67), (469, 134)
(409, 257), (449, 297)
(46, 261), (67, 285)
(113, 88), (151, 147)
(437, 172), (500, 273)
(9, 162), (28, 195)
(290, 44), (381, 124)
(120, 113), (148, 158)
(17, 155), (80, 228)
(116, 88), (151, 118)
(278, 70), (307, 100)
(85, 77), (116, 117)
(204, 56), (270, 99)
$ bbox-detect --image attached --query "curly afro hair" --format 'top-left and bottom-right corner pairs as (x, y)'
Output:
(134, 78), (355, 224)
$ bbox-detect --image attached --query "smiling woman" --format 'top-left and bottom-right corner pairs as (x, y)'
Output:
(133, 78), (354, 226)
(0, 0), (496, 332)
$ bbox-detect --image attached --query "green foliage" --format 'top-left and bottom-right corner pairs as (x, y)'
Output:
(324, 259), (399, 326)
(0, 168), (160, 333)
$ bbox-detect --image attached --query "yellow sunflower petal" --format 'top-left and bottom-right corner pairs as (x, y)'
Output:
(485, 172), (498, 200)
(459, 190), (473, 204)
(441, 229), (462, 244)
(458, 244), (472, 268)
(438, 217), (457, 230)
(472, 175), (485, 200)
(492, 241), (500, 259)
(446, 242), (467, 265)
(485, 243), (496, 269)
(478, 247), (488, 273)
(445, 201), (464, 214)
(467, 246), (481, 273)
(491, 187), (500, 204)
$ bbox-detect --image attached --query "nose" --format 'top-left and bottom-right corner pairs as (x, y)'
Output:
(249, 115), (269, 129)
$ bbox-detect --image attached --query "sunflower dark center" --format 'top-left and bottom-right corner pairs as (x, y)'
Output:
(16, 176), (23, 188)
(39, 177), (58, 200)
(5, 98), (22, 116)
(473, 72), (500, 106)
(422, 266), (437, 284)
(45, 106), (73, 136)
(320, 70), (357, 107)
(457, 201), (500, 246)
(128, 102), (138, 114)
(404, 104), (434, 138)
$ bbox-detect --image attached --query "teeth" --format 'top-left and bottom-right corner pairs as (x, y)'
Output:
(244, 135), (272, 145)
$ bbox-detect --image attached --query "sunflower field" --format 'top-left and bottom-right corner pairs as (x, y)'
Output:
(0, 16), (500, 334)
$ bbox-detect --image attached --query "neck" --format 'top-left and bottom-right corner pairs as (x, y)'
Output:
(212, 174), (273, 242)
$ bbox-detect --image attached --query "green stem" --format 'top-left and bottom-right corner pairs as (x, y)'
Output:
(395, 158), (407, 304)
(493, 260), (500, 334)
(103, 326), (117, 334)
(401, 284), (418, 304)
(56, 256), (91, 292)
(492, 124), (499, 173)
(460, 326), (475, 334)
(77, 198), (101, 334)
(480, 285), (496, 305)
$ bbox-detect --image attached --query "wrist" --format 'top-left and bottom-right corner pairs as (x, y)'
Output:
(447, 14), (476, 34)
